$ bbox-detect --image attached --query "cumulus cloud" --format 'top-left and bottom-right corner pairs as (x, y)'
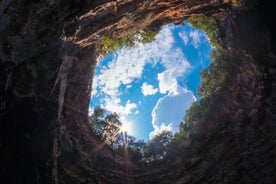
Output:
(141, 82), (158, 96)
(157, 48), (190, 94)
(179, 32), (189, 45)
(189, 30), (203, 48)
(150, 123), (173, 139)
(150, 87), (196, 139)
(157, 71), (178, 94)
(104, 97), (138, 117)
(92, 25), (176, 118)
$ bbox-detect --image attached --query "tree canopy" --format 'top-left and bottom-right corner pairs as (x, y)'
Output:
(88, 107), (175, 164)
(101, 29), (160, 55)
(187, 14), (222, 50)
(88, 106), (122, 147)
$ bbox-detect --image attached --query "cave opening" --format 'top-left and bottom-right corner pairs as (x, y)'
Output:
(0, 0), (275, 183)
(90, 21), (212, 142)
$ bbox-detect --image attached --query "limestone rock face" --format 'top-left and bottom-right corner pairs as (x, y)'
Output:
(0, 0), (275, 183)
(180, 50), (275, 184)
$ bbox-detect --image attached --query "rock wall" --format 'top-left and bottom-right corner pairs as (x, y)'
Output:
(179, 50), (275, 183)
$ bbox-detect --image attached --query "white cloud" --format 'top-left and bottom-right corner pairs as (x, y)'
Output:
(88, 106), (93, 116)
(150, 86), (196, 139)
(157, 48), (190, 94)
(150, 123), (173, 139)
(189, 30), (203, 48)
(157, 71), (178, 94)
(104, 97), (137, 117)
(179, 32), (189, 45)
(126, 84), (132, 89)
(141, 82), (158, 96)
(92, 25), (177, 118)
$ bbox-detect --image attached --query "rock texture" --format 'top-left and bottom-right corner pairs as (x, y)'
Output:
(0, 0), (275, 183)
(179, 50), (275, 183)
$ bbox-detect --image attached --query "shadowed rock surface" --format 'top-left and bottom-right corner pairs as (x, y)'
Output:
(0, 0), (275, 183)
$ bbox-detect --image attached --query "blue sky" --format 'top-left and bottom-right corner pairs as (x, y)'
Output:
(90, 21), (212, 141)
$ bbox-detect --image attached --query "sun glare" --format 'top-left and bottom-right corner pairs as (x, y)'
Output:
(120, 122), (133, 135)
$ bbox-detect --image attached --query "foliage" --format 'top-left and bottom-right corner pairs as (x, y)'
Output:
(187, 14), (222, 50)
(183, 96), (211, 131)
(89, 106), (148, 163)
(173, 51), (231, 144)
(101, 29), (160, 55)
(117, 135), (146, 163)
(197, 51), (227, 97)
(144, 131), (173, 161)
(88, 106), (122, 147)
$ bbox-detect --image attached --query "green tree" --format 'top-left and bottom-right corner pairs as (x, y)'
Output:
(115, 134), (146, 164)
(188, 14), (222, 50)
(101, 29), (160, 55)
(88, 106), (122, 147)
(126, 136), (146, 163)
(144, 131), (173, 161)
(197, 52), (226, 97)
(175, 51), (231, 143)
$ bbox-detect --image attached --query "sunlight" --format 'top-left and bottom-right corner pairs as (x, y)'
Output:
(120, 121), (133, 135)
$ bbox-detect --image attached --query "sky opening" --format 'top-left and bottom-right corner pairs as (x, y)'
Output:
(90, 21), (212, 141)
